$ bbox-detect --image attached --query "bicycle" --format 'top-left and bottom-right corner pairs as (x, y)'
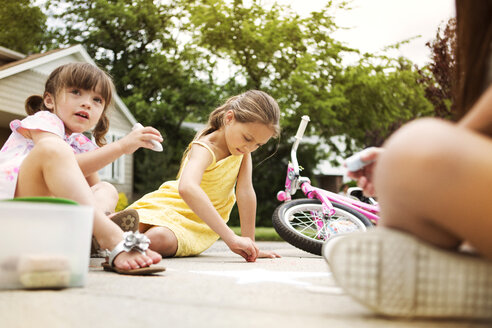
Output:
(272, 115), (380, 255)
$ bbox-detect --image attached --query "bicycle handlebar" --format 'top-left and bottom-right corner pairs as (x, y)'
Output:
(295, 115), (310, 140)
(291, 115), (310, 176)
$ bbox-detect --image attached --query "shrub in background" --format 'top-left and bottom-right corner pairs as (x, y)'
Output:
(116, 192), (128, 212)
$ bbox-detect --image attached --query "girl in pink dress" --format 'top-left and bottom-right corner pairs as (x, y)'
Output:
(0, 62), (164, 274)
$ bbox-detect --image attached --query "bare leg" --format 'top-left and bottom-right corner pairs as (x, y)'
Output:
(91, 181), (118, 215)
(140, 223), (178, 257)
(374, 118), (492, 259)
(16, 138), (161, 269)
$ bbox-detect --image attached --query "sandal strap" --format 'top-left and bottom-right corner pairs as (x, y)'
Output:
(108, 231), (150, 267)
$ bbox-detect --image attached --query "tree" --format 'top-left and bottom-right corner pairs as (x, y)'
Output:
(0, 0), (47, 54)
(184, 0), (346, 224)
(46, 0), (219, 195)
(335, 56), (433, 148)
(185, 0), (433, 148)
(42, 0), (436, 226)
(417, 18), (457, 120)
(185, 0), (433, 225)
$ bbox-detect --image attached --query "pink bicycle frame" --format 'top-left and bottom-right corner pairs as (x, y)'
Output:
(278, 163), (380, 224)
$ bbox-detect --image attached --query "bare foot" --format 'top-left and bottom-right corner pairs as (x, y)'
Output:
(147, 248), (162, 264)
(113, 251), (154, 270)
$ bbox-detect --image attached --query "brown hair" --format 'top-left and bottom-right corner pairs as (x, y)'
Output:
(197, 90), (281, 139)
(178, 90), (281, 177)
(24, 62), (114, 146)
(454, 0), (492, 119)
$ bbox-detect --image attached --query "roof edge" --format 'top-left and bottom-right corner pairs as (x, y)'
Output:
(0, 46), (26, 61)
(0, 44), (137, 126)
(0, 45), (93, 79)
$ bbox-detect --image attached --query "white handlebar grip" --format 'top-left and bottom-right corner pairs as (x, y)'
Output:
(295, 115), (310, 140)
(132, 123), (163, 152)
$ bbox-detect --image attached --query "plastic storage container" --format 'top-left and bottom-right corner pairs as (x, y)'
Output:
(0, 199), (93, 289)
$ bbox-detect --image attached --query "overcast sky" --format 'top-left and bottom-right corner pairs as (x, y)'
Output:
(268, 0), (456, 66)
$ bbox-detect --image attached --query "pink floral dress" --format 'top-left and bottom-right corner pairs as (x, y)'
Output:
(0, 111), (98, 199)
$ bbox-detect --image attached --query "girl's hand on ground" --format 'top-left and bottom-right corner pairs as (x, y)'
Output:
(258, 249), (281, 258)
(346, 147), (383, 197)
(226, 235), (259, 262)
(118, 126), (163, 154)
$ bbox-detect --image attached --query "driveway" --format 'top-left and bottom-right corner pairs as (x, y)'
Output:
(0, 241), (489, 328)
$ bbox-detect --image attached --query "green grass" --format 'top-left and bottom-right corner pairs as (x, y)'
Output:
(230, 226), (284, 241)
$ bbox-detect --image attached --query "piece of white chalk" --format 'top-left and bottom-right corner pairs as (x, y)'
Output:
(132, 123), (163, 152)
(345, 151), (374, 172)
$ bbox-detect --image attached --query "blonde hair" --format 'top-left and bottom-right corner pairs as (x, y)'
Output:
(24, 62), (114, 146)
(196, 90), (280, 139)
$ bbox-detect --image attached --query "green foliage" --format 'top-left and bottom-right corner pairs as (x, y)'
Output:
(335, 56), (434, 148)
(229, 226), (283, 241)
(0, 0), (47, 54)
(115, 192), (128, 212)
(33, 0), (437, 227)
(184, 0), (433, 223)
(184, 0), (433, 153)
(45, 0), (219, 195)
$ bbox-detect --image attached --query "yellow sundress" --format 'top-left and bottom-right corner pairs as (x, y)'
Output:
(129, 141), (243, 256)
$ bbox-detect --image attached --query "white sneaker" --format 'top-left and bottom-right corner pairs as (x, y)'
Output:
(322, 227), (492, 319)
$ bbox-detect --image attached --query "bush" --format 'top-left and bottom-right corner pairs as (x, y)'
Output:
(115, 192), (128, 212)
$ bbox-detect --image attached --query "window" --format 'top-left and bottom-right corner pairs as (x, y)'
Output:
(98, 131), (125, 183)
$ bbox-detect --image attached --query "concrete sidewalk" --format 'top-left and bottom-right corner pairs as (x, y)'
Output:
(0, 241), (489, 328)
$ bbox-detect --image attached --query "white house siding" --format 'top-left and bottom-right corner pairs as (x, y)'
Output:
(0, 70), (46, 117)
(105, 109), (134, 195)
(110, 154), (133, 196)
(0, 70), (47, 146)
(30, 54), (83, 76)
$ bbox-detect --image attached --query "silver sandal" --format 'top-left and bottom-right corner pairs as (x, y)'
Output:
(101, 231), (165, 275)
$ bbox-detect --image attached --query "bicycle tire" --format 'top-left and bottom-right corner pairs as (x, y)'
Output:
(272, 199), (373, 256)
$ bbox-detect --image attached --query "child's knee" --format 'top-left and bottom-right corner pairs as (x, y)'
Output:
(375, 118), (459, 196)
(147, 228), (178, 256)
(92, 181), (118, 201)
(91, 181), (119, 213)
(381, 119), (455, 172)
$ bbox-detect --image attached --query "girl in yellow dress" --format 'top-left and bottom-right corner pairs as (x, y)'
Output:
(129, 90), (281, 261)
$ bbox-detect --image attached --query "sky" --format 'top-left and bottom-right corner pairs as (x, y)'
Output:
(267, 0), (456, 67)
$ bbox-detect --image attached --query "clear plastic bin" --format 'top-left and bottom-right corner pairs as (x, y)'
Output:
(0, 199), (93, 289)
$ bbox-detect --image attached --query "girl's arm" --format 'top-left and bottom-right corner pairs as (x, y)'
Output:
(236, 154), (256, 240)
(76, 126), (162, 176)
(85, 172), (101, 187)
(458, 85), (492, 136)
(178, 144), (259, 262)
(236, 154), (280, 259)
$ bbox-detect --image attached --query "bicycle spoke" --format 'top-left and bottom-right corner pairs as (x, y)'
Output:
(283, 203), (367, 242)
(274, 199), (372, 256)
(289, 210), (323, 239)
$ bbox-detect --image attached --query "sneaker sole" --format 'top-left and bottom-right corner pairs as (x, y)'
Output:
(322, 228), (492, 319)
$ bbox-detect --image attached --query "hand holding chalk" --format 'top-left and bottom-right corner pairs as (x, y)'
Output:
(132, 123), (163, 152)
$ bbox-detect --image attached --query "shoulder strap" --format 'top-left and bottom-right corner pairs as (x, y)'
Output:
(191, 141), (217, 164)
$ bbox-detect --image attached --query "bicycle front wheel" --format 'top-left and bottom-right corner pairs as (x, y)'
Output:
(272, 199), (373, 255)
